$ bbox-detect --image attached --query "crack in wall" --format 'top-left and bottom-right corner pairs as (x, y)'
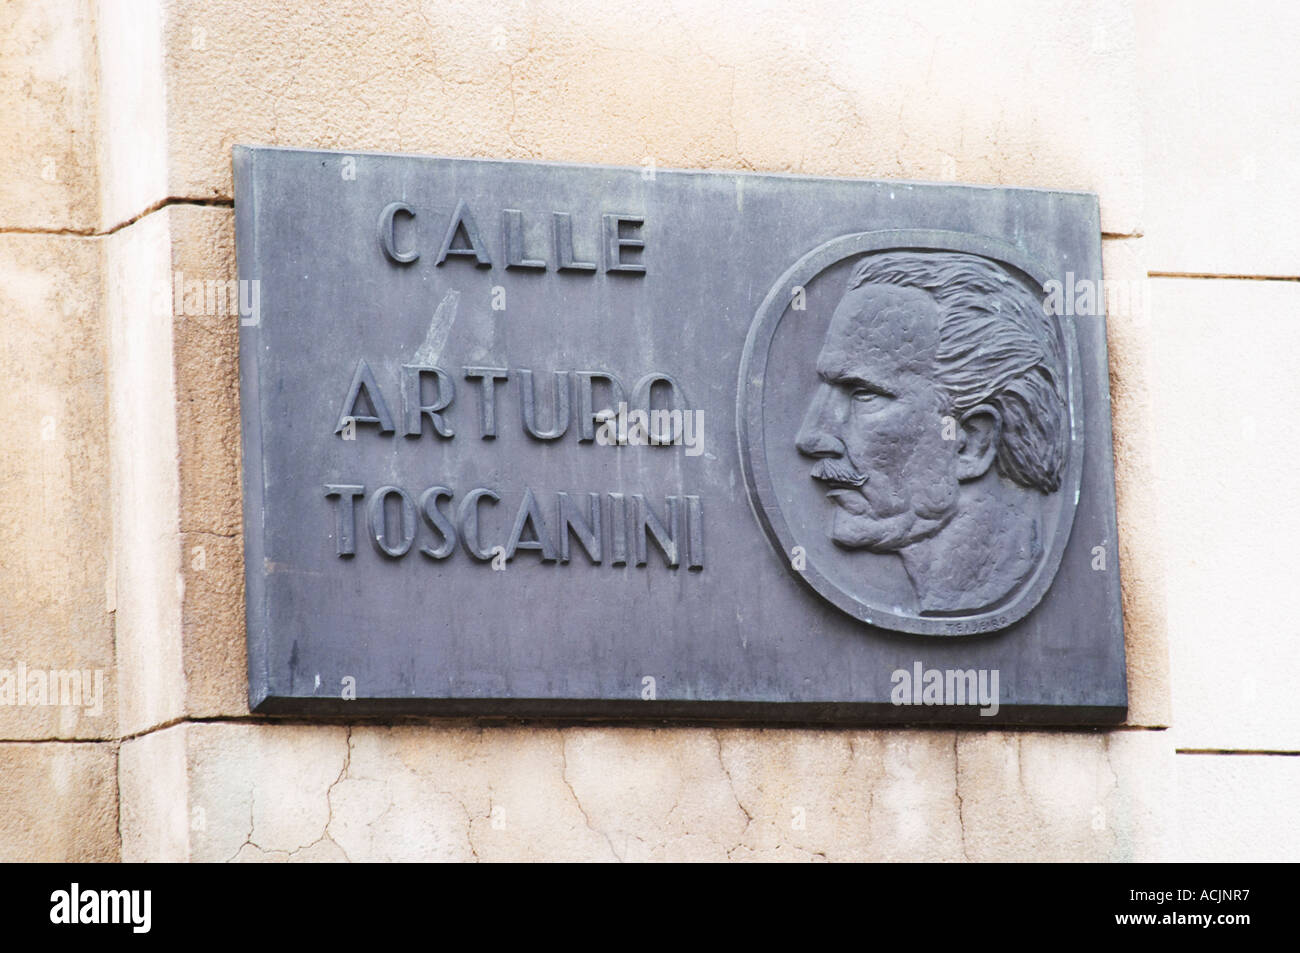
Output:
(713, 729), (752, 834)
(224, 793), (258, 863)
(953, 734), (970, 862)
(558, 730), (621, 861)
(286, 725), (354, 862)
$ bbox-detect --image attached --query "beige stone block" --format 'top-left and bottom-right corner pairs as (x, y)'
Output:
(0, 741), (118, 861)
(167, 205), (247, 717)
(0, 0), (99, 231)
(119, 724), (188, 861)
(955, 730), (1173, 862)
(331, 729), (520, 862)
(102, 208), (245, 720)
(0, 235), (115, 740)
(96, 0), (169, 231)
(124, 722), (348, 862)
(1102, 238), (1170, 727)
(1139, 1), (1300, 276)
(169, 207), (242, 537)
(1150, 278), (1300, 751)
(325, 726), (614, 861)
(555, 728), (748, 861)
(1174, 753), (1300, 861)
(179, 532), (246, 716)
(104, 211), (186, 735)
(719, 730), (960, 862)
(157, 0), (1141, 233)
(104, 204), (250, 728)
(723, 729), (1173, 862)
(155, 723), (1174, 862)
(185, 723), (349, 862)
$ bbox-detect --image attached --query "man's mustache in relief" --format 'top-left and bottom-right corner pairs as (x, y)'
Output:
(810, 458), (867, 487)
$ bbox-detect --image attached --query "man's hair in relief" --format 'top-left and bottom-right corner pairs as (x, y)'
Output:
(845, 251), (1068, 492)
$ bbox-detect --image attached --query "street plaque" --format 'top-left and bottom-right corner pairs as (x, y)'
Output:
(235, 145), (1127, 723)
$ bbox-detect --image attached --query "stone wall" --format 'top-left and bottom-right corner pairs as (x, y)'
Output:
(2, 0), (1295, 861)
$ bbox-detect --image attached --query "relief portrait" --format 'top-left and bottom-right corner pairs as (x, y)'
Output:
(739, 233), (1083, 636)
(795, 251), (1068, 614)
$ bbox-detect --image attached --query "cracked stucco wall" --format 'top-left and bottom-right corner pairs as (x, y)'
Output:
(3, 0), (1298, 861)
(120, 724), (1172, 863)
